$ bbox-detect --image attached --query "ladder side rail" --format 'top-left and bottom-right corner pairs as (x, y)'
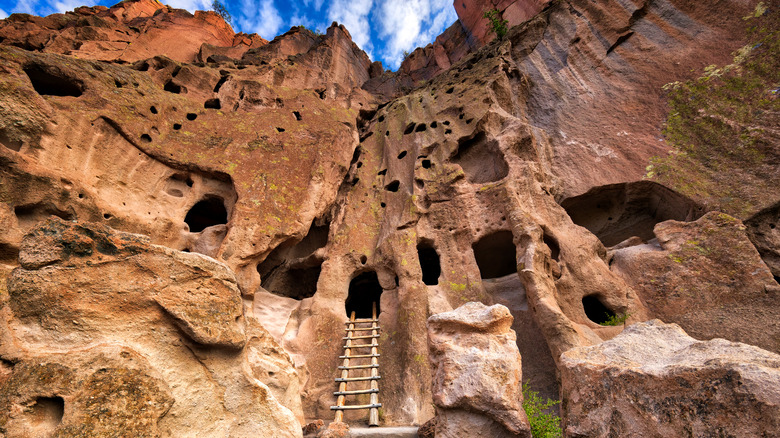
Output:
(334, 311), (356, 423)
(369, 303), (380, 427)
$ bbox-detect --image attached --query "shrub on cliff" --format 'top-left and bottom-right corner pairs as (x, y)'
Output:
(522, 383), (562, 438)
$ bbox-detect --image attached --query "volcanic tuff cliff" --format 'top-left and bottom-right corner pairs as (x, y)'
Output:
(0, 0), (778, 436)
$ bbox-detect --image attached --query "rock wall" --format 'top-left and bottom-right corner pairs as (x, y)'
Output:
(1, 0), (778, 434)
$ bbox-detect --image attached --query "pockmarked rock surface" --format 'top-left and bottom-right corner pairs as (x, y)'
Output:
(428, 302), (530, 438)
(561, 320), (780, 438)
(0, 218), (302, 437)
(0, 0), (778, 433)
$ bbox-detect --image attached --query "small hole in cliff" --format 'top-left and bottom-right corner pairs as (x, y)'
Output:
(403, 123), (416, 135)
(140, 134), (152, 143)
(543, 232), (560, 261)
(443, 120), (450, 125)
(385, 180), (400, 192)
(473, 230), (517, 279)
(360, 255), (368, 264)
(385, 131), (390, 136)
(770, 223), (776, 229)
(397, 151), (407, 159)
(430, 121), (438, 128)
(103, 213), (112, 220)
(173, 123), (182, 130)
(293, 111), (302, 121)
(415, 124), (427, 132)
(171, 66), (181, 77)
(378, 115), (385, 122)
(184, 197), (228, 233)
(466, 118), (473, 124)
(445, 129), (452, 135)
(78, 193), (84, 199)
(377, 169), (387, 176)
(459, 114), (464, 120)
(28, 396), (64, 434)
(357, 162), (363, 168)
(114, 79), (123, 88)
(24, 64), (84, 97)
(418, 241), (441, 285)
(150, 106), (158, 114)
(582, 295), (616, 325)
(446, 87), (454, 94)
(276, 127), (285, 133)
(380, 202), (386, 208)
(213, 75), (229, 92)
(422, 159), (432, 169)
(316, 89), (326, 99)
(360, 132), (374, 143)
(163, 80), (182, 94)
(346, 271), (383, 318)
(186, 113), (197, 121)
(204, 98), (221, 109)
(0, 130), (23, 152)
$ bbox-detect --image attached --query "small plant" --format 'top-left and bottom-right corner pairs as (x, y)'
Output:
(601, 312), (630, 326)
(211, 0), (232, 25)
(402, 50), (410, 60)
(483, 8), (508, 39)
(522, 383), (562, 438)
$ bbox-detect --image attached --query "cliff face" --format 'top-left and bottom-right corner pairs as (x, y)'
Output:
(1, 0), (778, 435)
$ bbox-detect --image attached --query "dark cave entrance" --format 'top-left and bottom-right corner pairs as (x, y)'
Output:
(23, 64), (84, 97)
(473, 230), (518, 279)
(582, 295), (616, 325)
(184, 197), (228, 232)
(346, 271), (383, 318)
(417, 241), (441, 285)
(257, 220), (329, 300)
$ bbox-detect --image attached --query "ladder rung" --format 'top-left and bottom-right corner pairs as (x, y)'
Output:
(343, 334), (381, 340)
(338, 364), (379, 370)
(345, 327), (381, 332)
(330, 403), (382, 410)
(334, 388), (380, 396)
(339, 354), (380, 359)
(343, 343), (377, 349)
(346, 319), (379, 324)
(335, 376), (381, 382)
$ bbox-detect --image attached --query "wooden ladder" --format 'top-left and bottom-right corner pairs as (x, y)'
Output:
(331, 302), (381, 426)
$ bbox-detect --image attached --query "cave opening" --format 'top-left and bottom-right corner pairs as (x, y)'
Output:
(257, 219), (329, 300)
(473, 230), (517, 279)
(452, 131), (509, 184)
(417, 241), (441, 285)
(582, 295), (616, 325)
(184, 197), (228, 233)
(543, 232), (560, 261)
(30, 396), (64, 431)
(346, 271), (383, 318)
(23, 64), (83, 97)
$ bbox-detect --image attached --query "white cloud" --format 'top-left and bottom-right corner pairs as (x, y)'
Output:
(53, 0), (84, 13)
(302, 0), (325, 11)
(0, 8), (7, 19)
(237, 0), (284, 39)
(375, 0), (457, 69)
(12, 0), (38, 15)
(327, 0), (373, 55)
(165, 0), (211, 12)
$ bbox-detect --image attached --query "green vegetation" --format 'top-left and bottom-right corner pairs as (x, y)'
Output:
(646, 2), (779, 217)
(483, 9), (509, 39)
(600, 312), (630, 327)
(522, 383), (562, 438)
(211, 0), (232, 25)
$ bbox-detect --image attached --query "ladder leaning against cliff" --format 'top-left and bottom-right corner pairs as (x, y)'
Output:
(331, 302), (381, 426)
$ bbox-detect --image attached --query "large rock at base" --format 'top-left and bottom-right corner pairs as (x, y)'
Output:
(427, 302), (530, 438)
(0, 218), (303, 437)
(561, 320), (780, 438)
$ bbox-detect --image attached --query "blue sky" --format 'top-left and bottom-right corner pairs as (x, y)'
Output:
(0, 0), (458, 69)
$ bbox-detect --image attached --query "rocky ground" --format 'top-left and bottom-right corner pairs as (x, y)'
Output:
(0, 0), (778, 437)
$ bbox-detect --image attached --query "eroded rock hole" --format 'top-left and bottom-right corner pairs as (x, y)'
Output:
(378, 115), (385, 122)
(346, 271), (383, 318)
(276, 127), (285, 133)
(360, 132), (374, 143)
(163, 80), (182, 94)
(186, 113), (197, 121)
(403, 123), (416, 135)
(582, 295), (616, 325)
(385, 180), (400, 192)
(184, 197), (228, 233)
(0, 243), (20, 263)
(0, 129), (23, 152)
(377, 169), (387, 176)
(543, 232), (560, 261)
(422, 159), (432, 169)
(28, 396), (64, 434)
(415, 124), (427, 133)
(452, 132), (509, 183)
(293, 111), (302, 121)
(397, 151), (407, 159)
(150, 106), (158, 114)
(418, 241), (441, 285)
(204, 98), (221, 109)
(446, 87), (454, 94)
(140, 134), (152, 143)
(23, 64), (84, 97)
(560, 181), (703, 247)
(473, 230), (517, 279)
(257, 220), (329, 299)
(430, 121), (438, 128)
(173, 123), (182, 130)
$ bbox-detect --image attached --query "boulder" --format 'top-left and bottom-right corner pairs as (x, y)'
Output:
(561, 320), (780, 437)
(427, 302), (530, 438)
